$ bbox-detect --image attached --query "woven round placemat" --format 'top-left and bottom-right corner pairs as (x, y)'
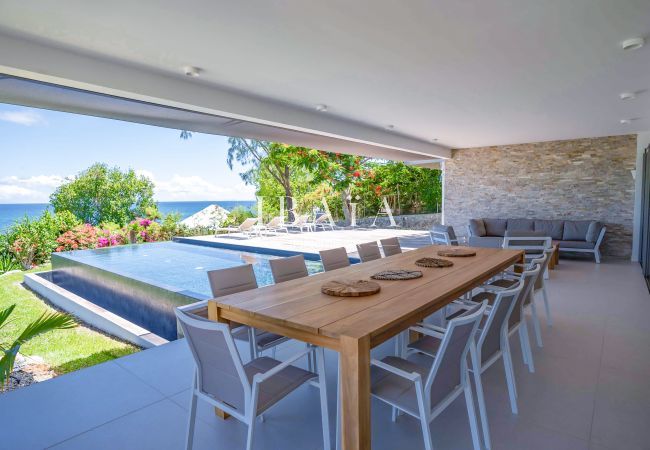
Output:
(415, 257), (454, 268)
(321, 279), (381, 297)
(370, 270), (423, 280)
(437, 248), (477, 257)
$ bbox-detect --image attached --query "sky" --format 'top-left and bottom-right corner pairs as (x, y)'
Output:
(0, 103), (257, 203)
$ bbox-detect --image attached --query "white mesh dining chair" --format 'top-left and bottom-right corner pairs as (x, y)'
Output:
(410, 281), (524, 449)
(319, 247), (351, 272)
(430, 224), (460, 246)
(269, 255), (309, 283)
(380, 237), (402, 257)
(176, 309), (331, 450)
(356, 241), (382, 262)
(481, 261), (542, 373)
(207, 264), (288, 360)
(269, 255), (317, 371)
(370, 302), (487, 450)
(532, 248), (554, 327)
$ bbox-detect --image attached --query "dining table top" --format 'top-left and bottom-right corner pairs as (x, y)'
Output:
(209, 244), (523, 349)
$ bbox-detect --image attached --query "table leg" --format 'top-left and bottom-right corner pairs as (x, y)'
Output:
(339, 335), (371, 450)
(207, 302), (231, 420)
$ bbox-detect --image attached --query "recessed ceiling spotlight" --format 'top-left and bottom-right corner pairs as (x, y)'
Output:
(620, 92), (636, 100)
(620, 119), (633, 124)
(183, 66), (202, 77)
(621, 37), (644, 51)
(431, 138), (439, 142)
(315, 104), (328, 112)
(385, 124), (395, 130)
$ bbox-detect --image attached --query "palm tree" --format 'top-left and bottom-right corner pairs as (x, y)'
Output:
(0, 304), (76, 388)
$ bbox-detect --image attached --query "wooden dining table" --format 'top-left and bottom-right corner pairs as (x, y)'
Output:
(207, 244), (523, 450)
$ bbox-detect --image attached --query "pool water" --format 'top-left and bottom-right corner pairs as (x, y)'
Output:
(56, 241), (323, 298)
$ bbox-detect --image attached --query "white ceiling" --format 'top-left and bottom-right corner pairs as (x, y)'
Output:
(0, 0), (648, 149)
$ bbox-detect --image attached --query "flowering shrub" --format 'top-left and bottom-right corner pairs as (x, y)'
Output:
(55, 224), (98, 252)
(11, 237), (37, 270)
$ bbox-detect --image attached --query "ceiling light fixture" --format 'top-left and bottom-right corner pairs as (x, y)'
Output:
(620, 119), (632, 124)
(315, 104), (328, 112)
(385, 124), (395, 130)
(183, 66), (202, 77)
(621, 37), (644, 51)
(620, 92), (636, 100)
(431, 138), (439, 142)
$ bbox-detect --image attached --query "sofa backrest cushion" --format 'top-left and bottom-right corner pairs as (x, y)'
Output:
(534, 220), (564, 240)
(562, 220), (592, 241)
(483, 218), (507, 237)
(507, 218), (535, 232)
(468, 219), (486, 237)
(586, 221), (604, 243)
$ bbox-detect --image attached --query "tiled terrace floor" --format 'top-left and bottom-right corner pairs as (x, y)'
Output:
(1, 257), (649, 449)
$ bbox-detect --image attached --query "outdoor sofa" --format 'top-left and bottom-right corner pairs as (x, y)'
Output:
(467, 218), (607, 263)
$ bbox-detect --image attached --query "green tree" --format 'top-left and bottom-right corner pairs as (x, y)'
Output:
(226, 138), (313, 221)
(50, 163), (158, 226)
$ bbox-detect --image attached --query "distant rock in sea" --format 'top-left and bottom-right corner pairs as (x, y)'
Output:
(180, 204), (230, 229)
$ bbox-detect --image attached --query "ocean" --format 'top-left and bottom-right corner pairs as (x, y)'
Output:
(0, 200), (256, 232)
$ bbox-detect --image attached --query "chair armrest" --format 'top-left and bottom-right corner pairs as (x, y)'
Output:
(410, 325), (446, 339)
(474, 284), (506, 294)
(371, 359), (421, 382)
(252, 347), (312, 384)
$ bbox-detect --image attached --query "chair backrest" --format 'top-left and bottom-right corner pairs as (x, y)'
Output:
(430, 224), (458, 246)
(207, 264), (258, 297)
(502, 230), (551, 256)
(266, 216), (283, 227)
(239, 217), (258, 231)
(508, 262), (541, 328)
(380, 237), (402, 257)
(477, 281), (523, 364)
(357, 241), (382, 262)
(425, 301), (486, 408)
(319, 247), (351, 272)
(175, 309), (250, 414)
(315, 214), (330, 224)
(531, 250), (551, 290)
(270, 255), (309, 283)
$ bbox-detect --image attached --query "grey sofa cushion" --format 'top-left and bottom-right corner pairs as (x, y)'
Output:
(586, 221), (604, 243)
(562, 220), (592, 241)
(558, 240), (595, 250)
(468, 219), (486, 237)
(468, 236), (504, 248)
(507, 218), (535, 232)
(534, 220), (564, 240)
(483, 218), (507, 237)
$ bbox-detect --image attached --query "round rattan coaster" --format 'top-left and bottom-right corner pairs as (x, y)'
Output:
(370, 269), (423, 280)
(321, 279), (381, 297)
(437, 248), (477, 257)
(415, 257), (454, 268)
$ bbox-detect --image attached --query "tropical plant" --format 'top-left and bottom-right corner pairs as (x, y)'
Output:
(0, 250), (20, 275)
(222, 206), (255, 227)
(55, 224), (98, 252)
(0, 304), (76, 388)
(50, 163), (158, 226)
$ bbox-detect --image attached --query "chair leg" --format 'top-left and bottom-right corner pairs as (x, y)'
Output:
(315, 347), (332, 450)
(246, 388), (261, 450)
(185, 391), (198, 450)
(464, 374), (482, 450)
(415, 384), (434, 450)
(517, 326), (528, 366)
(502, 339), (518, 414)
(594, 249), (601, 264)
(248, 328), (257, 361)
(542, 285), (553, 327)
(520, 322), (535, 373)
(470, 349), (491, 449)
(529, 292), (543, 348)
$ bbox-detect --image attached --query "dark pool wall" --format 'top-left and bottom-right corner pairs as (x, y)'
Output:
(51, 254), (205, 341)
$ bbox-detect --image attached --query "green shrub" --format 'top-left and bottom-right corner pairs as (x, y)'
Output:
(222, 206), (255, 227)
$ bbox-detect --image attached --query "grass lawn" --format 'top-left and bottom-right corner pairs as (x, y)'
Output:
(0, 265), (138, 374)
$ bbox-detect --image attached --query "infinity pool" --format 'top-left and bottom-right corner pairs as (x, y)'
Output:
(49, 242), (324, 340)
